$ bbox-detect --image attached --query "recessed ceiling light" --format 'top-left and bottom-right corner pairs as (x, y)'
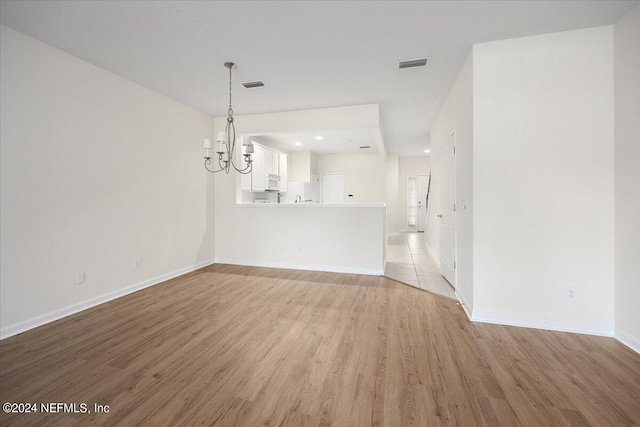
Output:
(315, 136), (323, 140)
(294, 142), (302, 146)
(424, 149), (431, 153)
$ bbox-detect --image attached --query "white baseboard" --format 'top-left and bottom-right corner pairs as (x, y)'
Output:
(215, 258), (384, 276)
(425, 243), (441, 268)
(615, 329), (640, 354)
(0, 259), (216, 340)
(471, 310), (614, 337)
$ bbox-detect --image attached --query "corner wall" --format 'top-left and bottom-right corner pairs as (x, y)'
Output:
(0, 26), (215, 337)
(614, 5), (640, 352)
(473, 26), (614, 335)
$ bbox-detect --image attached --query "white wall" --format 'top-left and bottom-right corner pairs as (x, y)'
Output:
(386, 153), (399, 234)
(317, 152), (400, 234)
(317, 153), (388, 202)
(426, 52), (474, 310)
(614, 5), (640, 352)
(473, 26), (614, 334)
(0, 26), (215, 337)
(398, 156), (431, 232)
(310, 151), (319, 177)
(288, 151), (317, 183)
(288, 151), (309, 182)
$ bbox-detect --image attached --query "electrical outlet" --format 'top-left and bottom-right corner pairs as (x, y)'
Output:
(76, 272), (86, 285)
(134, 258), (142, 270)
(566, 286), (578, 300)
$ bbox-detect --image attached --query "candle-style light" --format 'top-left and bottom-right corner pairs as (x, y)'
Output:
(203, 138), (212, 159)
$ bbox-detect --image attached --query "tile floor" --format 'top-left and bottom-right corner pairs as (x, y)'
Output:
(385, 232), (457, 299)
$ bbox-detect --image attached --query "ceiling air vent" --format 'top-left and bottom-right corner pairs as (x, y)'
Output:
(398, 57), (430, 69)
(241, 80), (266, 89)
(359, 146), (371, 149)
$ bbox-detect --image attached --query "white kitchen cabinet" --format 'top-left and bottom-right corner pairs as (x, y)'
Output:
(263, 148), (280, 175)
(264, 148), (273, 175)
(251, 145), (265, 192)
(241, 165), (252, 191)
(279, 153), (288, 192)
(272, 151), (279, 175)
(240, 143), (253, 191)
(240, 141), (287, 193)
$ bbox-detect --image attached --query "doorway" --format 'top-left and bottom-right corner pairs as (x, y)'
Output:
(417, 175), (429, 232)
(320, 173), (346, 204)
(407, 175), (430, 232)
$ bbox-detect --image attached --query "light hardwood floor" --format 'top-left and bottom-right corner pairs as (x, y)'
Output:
(1, 264), (639, 426)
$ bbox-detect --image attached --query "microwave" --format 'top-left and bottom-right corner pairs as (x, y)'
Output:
(265, 173), (281, 191)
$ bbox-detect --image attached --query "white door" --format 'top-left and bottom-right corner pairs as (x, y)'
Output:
(321, 173), (346, 204)
(439, 131), (456, 286)
(417, 175), (429, 232)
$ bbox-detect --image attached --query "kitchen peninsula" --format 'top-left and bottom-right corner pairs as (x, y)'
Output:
(217, 202), (387, 275)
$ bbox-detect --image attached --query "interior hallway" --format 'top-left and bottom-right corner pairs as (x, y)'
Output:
(385, 232), (457, 299)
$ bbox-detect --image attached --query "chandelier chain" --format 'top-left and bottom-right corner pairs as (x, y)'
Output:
(228, 64), (233, 117)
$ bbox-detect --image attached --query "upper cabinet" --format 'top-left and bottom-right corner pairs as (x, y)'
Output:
(251, 144), (265, 192)
(240, 140), (288, 192)
(264, 148), (280, 175)
(272, 151), (280, 175)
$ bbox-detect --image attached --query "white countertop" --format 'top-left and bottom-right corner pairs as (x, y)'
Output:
(236, 202), (386, 208)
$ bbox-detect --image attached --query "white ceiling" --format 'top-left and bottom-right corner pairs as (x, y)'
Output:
(1, 1), (636, 156)
(252, 128), (379, 155)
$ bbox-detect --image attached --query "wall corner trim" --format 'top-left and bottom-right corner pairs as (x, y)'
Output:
(0, 259), (216, 340)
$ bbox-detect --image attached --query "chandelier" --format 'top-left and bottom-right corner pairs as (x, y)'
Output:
(203, 62), (253, 174)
